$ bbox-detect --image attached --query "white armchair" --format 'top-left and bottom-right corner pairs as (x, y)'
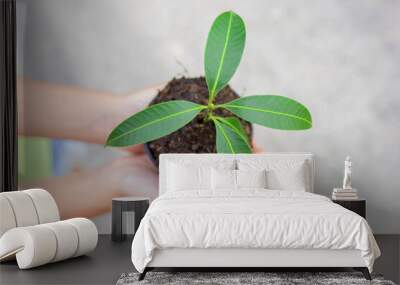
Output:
(0, 189), (98, 269)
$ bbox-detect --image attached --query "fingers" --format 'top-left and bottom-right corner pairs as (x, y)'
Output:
(106, 155), (159, 200)
(111, 154), (156, 171)
(118, 144), (145, 155)
(252, 140), (264, 153)
(125, 83), (166, 113)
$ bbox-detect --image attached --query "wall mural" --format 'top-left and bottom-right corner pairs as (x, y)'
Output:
(17, 0), (400, 234)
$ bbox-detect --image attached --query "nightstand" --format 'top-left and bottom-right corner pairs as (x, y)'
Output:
(332, 199), (366, 218)
(112, 197), (149, 242)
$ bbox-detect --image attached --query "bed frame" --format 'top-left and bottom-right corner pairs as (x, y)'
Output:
(139, 153), (372, 281)
(140, 248), (370, 280)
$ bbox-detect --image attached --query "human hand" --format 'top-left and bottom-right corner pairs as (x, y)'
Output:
(110, 83), (166, 154)
(103, 142), (262, 202)
(17, 77), (166, 147)
(25, 154), (158, 219)
(100, 155), (159, 201)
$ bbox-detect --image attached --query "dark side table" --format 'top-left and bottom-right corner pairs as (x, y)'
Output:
(332, 199), (366, 219)
(112, 197), (149, 242)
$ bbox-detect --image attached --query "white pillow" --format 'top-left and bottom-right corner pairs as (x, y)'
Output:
(167, 163), (211, 191)
(212, 168), (236, 190)
(212, 169), (268, 190)
(267, 164), (307, 191)
(236, 169), (267, 189)
(237, 159), (308, 191)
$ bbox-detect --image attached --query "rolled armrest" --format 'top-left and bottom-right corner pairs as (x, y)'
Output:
(0, 189), (60, 237)
(0, 218), (98, 269)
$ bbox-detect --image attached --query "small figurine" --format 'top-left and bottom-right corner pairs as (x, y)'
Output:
(342, 156), (352, 190)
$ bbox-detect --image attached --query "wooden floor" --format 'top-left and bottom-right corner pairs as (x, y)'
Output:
(0, 235), (398, 285)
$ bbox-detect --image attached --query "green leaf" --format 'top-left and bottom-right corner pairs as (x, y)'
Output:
(215, 116), (251, 148)
(220, 95), (312, 130)
(213, 117), (252, 154)
(205, 11), (245, 102)
(106, 100), (206, 147)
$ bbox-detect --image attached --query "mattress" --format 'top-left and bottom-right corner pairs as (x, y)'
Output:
(131, 190), (380, 272)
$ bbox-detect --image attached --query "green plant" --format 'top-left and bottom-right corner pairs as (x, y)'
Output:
(106, 11), (312, 153)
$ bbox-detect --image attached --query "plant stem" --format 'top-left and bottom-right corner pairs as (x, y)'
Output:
(205, 102), (215, 122)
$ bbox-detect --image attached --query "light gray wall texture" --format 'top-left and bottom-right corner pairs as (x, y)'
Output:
(18, 0), (400, 234)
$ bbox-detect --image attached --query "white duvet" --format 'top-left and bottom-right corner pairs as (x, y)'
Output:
(131, 190), (380, 272)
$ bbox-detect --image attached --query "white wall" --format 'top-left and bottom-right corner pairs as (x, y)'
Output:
(18, 0), (400, 234)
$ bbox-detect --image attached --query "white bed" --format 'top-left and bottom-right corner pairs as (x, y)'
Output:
(131, 153), (380, 280)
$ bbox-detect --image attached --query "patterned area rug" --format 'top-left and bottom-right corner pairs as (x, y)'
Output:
(116, 272), (396, 285)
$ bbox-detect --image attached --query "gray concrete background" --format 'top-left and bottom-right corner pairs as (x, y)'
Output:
(17, 0), (400, 234)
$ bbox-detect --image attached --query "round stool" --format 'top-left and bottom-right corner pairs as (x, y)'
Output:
(111, 197), (149, 242)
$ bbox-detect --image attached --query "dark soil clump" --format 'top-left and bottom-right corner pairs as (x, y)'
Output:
(146, 77), (253, 164)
